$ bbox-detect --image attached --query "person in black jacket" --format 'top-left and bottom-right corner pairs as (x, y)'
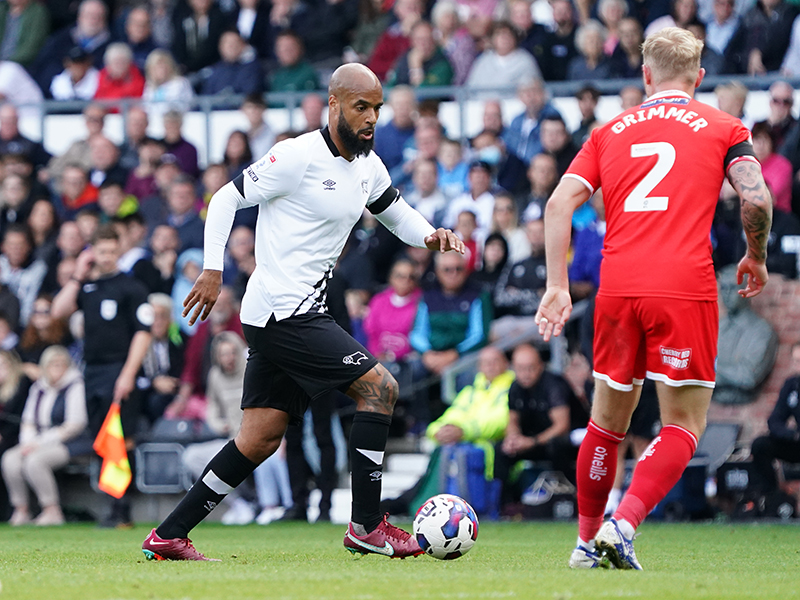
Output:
(751, 343), (800, 495)
(171, 0), (228, 74)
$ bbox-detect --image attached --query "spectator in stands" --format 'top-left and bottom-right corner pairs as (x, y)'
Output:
(240, 94), (275, 161)
(300, 92), (325, 132)
(405, 158), (446, 226)
(465, 22), (541, 92)
(200, 163), (229, 217)
(390, 119), (443, 192)
(203, 30), (263, 97)
(408, 251), (491, 427)
(17, 295), (70, 375)
(572, 85), (600, 147)
(142, 50), (195, 118)
(503, 79), (561, 165)
(739, 0), (797, 75)
(32, 0), (110, 94)
(706, 0), (740, 62)
(686, 21), (726, 76)
(0, 0), (50, 69)
(224, 225), (254, 289)
(436, 137), (468, 199)
(164, 175), (203, 252)
(491, 192), (530, 264)
(0, 275), (19, 337)
(125, 137), (165, 202)
(99, 181), (136, 222)
(540, 115), (579, 176)
(645, 0), (698, 37)
(751, 343), (800, 498)
(0, 104), (50, 170)
(171, 0), (227, 73)
(444, 160), (496, 240)
(139, 154), (181, 230)
(0, 174), (33, 237)
(471, 129), (528, 198)
(619, 83), (644, 111)
(538, 0), (577, 81)
(140, 293), (185, 423)
(0, 61), (43, 117)
(455, 209), (479, 272)
(715, 80), (749, 124)
(232, 0), (272, 59)
(43, 104), (105, 191)
(752, 122), (793, 214)
(781, 14), (800, 77)
(482, 100), (504, 137)
(367, 0), (423, 81)
(471, 232), (509, 299)
(1, 346), (86, 526)
(597, 0), (626, 55)
(495, 343), (573, 504)
(0, 350), (31, 521)
(88, 135), (128, 189)
(268, 30), (319, 94)
(569, 190), (605, 300)
(93, 43), (145, 102)
(74, 209), (99, 245)
(373, 86), (417, 172)
(122, 7), (157, 71)
(608, 17), (643, 78)
(148, 224), (179, 294)
(55, 221), (85, 267)
(754, 81), (797, 151)
(27, 199), (59, 268)
(568, 20), (611, 81)
(431, 0), (476, 86)
(0, 225), (47, 326)
(508, 0), (547, 63)
(118, 106), (149, 172)
(348, 0), (390, 64)
(222, 131), (254, 180)
(162, 111), (199, 178)
(388, 20), (454, 88)
(50, 46), (100, 101)
(290, 0), (359, 70)
(150, 0), (174, 49)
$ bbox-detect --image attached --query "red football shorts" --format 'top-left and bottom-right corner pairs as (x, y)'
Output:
(592, 295), (719, 391)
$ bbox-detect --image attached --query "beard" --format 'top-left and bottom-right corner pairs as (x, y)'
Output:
(336, 110), (374, 158)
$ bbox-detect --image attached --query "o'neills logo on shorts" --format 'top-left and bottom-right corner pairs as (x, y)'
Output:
(660, 346), (691, 370)
(589, 446), (607, 481)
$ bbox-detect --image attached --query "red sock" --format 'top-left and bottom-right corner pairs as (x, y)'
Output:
(614, 424), (698, 530)
(577, 420), (625, 542)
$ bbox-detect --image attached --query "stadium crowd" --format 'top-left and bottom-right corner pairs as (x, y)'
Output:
(0, 0), (799, 526)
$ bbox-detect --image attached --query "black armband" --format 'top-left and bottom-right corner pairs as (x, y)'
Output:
(232, 172), (246, 197)
(367, 186), (399, 215)
(724, 141), (756, 171)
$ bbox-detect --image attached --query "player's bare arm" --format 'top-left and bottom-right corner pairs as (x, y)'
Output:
(424, 228), (466, 254)
(182, 269), (222, 325)
(728, 160), (772, 298)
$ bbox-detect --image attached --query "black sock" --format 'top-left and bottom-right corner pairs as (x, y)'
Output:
(157, 440), (257, 539)
(349, 411), (391, 532)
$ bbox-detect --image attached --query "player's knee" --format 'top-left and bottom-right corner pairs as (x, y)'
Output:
(382, 372), (399, 411)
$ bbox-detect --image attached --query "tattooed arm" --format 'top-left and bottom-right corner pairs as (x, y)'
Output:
(727, 160), (772, 298)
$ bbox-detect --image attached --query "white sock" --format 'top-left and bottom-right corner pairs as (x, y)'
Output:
(577, 537), (595, 551)
(616, 518), (635, 540)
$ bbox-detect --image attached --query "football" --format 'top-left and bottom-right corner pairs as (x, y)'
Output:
(413, 494), (479, 560)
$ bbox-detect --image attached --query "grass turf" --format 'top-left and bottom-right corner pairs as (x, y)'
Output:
(0, 521), (798, 600)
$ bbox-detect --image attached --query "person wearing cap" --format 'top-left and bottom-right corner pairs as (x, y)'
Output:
(50, 46), (100, 101)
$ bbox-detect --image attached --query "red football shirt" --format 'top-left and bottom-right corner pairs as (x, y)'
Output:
(565, 90), (756, 301)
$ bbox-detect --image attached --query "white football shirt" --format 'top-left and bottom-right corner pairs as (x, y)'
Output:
(204, 128), (435, 326)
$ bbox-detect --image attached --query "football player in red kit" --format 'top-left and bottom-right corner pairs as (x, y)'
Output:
(535, 27), (773, 570)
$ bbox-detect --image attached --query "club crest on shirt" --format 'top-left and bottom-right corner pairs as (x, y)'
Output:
(100, 299), (118, 321)
(343, 351), (368, 365)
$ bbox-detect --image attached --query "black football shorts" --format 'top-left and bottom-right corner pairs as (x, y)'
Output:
(241, 312), (378, 424)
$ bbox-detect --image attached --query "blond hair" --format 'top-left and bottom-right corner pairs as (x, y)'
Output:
(642, 27), (703, 85)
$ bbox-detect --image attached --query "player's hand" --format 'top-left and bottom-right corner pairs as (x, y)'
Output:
(73, 248), (94, 282)
(113, 371), (136, 404)
(736, 256), (768, 298)
(183, 269), (222, 326)
(535, 286), (573, 342)
(424, 228), (466, 254)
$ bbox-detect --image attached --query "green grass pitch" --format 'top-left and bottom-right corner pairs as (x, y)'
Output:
(1, 521), (799, 600)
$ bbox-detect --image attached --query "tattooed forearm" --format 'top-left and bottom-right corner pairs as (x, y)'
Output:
(728, 161), (772, 262)
(347, 365), (399, 414)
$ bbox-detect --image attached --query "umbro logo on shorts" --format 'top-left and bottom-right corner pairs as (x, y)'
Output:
(369, 470), (382, 481)
(343, 351), (369, 365)
(323, 179), (336, 190)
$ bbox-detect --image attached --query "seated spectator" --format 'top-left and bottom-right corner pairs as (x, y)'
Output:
(706, 0), (741, 63)
(0, 173), (34, 237)
(405, 158), (446, 226)
(503, 79), (561, 165)
(455, 210), (479, 272)
(482, 100), (504, 137)
(121, 7), (157, 71)
(367, 0), (423, 81)
(751, 343), (800, 500)
(172, 248), (204, 336)
(150, 0), (174, 49)
(752, 122), (793, 214)
(492, 192), (530, 264)
(118, 106), (149, 172)
(540, 115), (579, 177)
(470, 232), (509, 298)
(0, 225), (48, 325)
(171, 0), (226, 73)
(573, 84), (601, 147)
(597, 0), (626, 56)
(115, 213), (157, 284)
(31, 0), (110, 94)
(569, 190), (605, 300)
(232, 0), (272, 59)
(645, 0), (698, 37)
(437, 137), (468, 200)
(147, 224), (179, 294)
(164, 175), (204, 252)
(568, 20), (611, 81)
(465, 22), (541, 92)
(225, 225), (255, 293)
(268, 31), (319, 94)
(0, 350), (31, 520)
(781, 13), (800, 76)
(508, 0), (546, 67)
(0, 0), (49, 69)
(55, 166), (98, 220)
(74, 208), (99, 245)
(43, 104), (106, 191)
(125, 137), (165, 202)
(389, 119), (443, 192)
(203, 30), (263, 97)
(755, 81), (796, 151)
(714, 80), (749, 124)
(608, 17), (643, 79)
(17, 295), (70, 377)
(495, 343), (574, 505)
(470, 129), (528, 198)
(55, 221), (85, 266)
(373, 86), (417, 172)
(738, 0), (796, 75)
(98, 181), (136, 223)
(0, 104), (50, 170)
(88, 135), (128, 189)
(223, 130), (254, 180)
(443, 161), (496, 239)
(348, 0), (391, 64)
(686, 21), (725, 77)
(387, 20), (454, 88)
(162, 111), (199, 178)
(1, 346), (87, 526)
(27, 199), (59, 269)
(139, 155), (181, 231)
(240, 94), (275, 161)
(142, 50), (195, 118)
(300, 92), (325, 132)
(50, 46), (100, 101)
(93, 43), (145, 102)
(431, 0), (476, 86)
(538, 0), (578, 81)
(140, 293), (185, 423)
(200, 163), (229, 218)
(0, 62), (42, 118)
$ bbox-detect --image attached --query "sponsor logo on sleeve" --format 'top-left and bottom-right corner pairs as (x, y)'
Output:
(247, 166), (259, 182)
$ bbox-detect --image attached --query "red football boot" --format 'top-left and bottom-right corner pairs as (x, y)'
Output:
(343, 514), (424, 558)
(142, 528), (220, 561)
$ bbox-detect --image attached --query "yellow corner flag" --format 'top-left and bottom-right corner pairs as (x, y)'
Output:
(93, 404), (131, 499)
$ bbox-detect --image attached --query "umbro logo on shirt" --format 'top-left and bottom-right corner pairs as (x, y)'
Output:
(323, 179), (336, 190)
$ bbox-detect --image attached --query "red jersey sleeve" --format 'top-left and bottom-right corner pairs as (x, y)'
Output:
(564, 128), (602, 194)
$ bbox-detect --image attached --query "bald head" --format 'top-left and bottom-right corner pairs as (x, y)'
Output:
(327, 64), (384, 160)
(478, 346), (509, 383)
(328, 63), (381, 99)
(512, 343), (544, 388)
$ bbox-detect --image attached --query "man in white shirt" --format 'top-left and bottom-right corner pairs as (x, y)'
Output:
(142, 63), (464, 561)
